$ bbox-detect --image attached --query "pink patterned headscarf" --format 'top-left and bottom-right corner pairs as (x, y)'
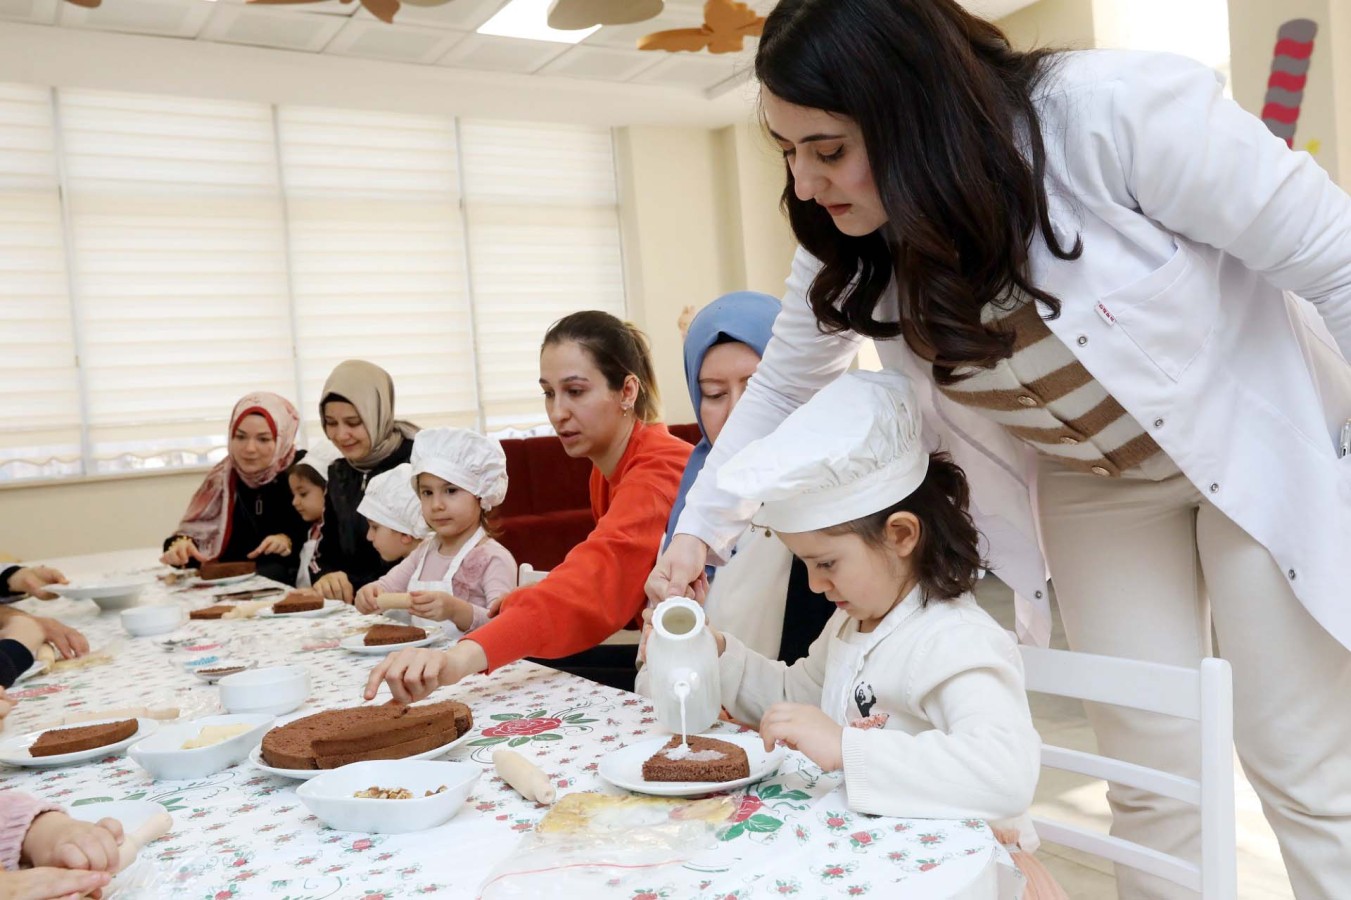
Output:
(175, 392), (301, 559)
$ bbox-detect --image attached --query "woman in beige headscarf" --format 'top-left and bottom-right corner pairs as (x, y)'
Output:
(312, 361), (420, 602)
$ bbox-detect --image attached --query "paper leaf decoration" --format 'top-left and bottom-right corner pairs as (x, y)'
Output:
(548, 0), (663, 30)
(638, 0), (763, 55)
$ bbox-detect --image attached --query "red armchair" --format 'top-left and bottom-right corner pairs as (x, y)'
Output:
(493, 424), (701, 571)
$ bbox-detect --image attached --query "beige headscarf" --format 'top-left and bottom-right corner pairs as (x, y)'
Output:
(320, 360), (419, 471)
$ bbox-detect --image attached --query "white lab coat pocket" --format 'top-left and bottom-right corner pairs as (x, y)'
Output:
(1102, 240), (1219, 381)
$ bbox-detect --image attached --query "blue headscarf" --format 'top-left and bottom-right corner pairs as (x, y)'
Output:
(663, 291), (781, 549)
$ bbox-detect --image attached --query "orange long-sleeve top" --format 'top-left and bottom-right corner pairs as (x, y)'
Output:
(470, 421), (693, 672)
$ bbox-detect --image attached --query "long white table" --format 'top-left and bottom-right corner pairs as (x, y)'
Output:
(1, 549), (1021, 899)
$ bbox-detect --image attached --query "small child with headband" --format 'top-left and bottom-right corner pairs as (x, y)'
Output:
(355, 428), (517, 638)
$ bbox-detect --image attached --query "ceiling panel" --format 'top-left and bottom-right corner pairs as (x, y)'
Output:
(0, 0), (58, 26)
(437, 31), (570, 73)
(201, 4), (347, 51)
(535, 44), (663, 82)
(326, 17), (468, 62)
(58, 0), (214, 37)
(629, 52), (749, 90)
(385, 0), (503, 30)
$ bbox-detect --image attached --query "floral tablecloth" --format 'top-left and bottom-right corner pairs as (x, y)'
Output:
(1, 554), (1021, 900)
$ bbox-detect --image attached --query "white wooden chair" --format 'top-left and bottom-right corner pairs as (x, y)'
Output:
(516, 563), (639, 646)
(1019, 645), (1236, 898)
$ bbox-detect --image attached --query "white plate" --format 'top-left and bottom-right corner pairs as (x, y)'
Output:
(259, 599), (346, 619)
(248, 728), (474, 781)
(339, 632), (437, 655)
(597, 733), (786, 797)
(68, 799), (166, 831)
(45, 580), (150, 602)
(194, 573), (255, 587)
(0, 718), (159, 768)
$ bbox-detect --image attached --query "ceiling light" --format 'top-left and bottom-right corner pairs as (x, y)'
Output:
(478, 0), (601, 44)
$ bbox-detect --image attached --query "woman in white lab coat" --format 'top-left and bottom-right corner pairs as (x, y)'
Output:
(647, 1), (1351, 896)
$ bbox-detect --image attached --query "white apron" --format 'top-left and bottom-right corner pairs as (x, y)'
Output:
(396, 527), (485, 640)
(819, 601), (914, 726)
(295, 533), (319, 589)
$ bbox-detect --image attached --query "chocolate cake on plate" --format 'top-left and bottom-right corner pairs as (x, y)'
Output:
(30, 719), (138, 758)
(641, 735), (750, 783)
(189, 605), (233, 620)
(260, 700), (472, 770)
(364, 624), (426, 646)
(273, 593), (323, 614)
(198, 561), (255, 581)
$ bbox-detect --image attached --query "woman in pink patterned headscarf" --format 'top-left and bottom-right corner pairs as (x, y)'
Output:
(160, 393), (311, 584)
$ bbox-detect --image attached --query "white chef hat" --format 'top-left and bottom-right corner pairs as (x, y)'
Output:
(716, 370), (930, 533)
(358, 463), (432, 538)
(294, 439), (341, 484)
(409, 427), (509, 512)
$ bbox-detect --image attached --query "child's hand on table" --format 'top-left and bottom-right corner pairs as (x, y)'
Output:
(409, 592), (475, 631)
(759, 703), (844, 772)
(315, 572), (354, 604)
(21, 811), (123, 872)
(354, 583), (382, 614)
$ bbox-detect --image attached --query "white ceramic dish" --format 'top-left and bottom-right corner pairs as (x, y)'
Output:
(47, 580), (150, 611)
(339, 632), (437, 655)
(121, 603), (187, 637)
(296, 759), (480, 834)
(218, 665), (310, 716)
(259, 599), (346, 619)
(597, 733), (786, 797)
(192, 660), (253, 683)
(248, 726), (475, 781)
(0, 718), (159, 768)
(128, 713), (273, 780)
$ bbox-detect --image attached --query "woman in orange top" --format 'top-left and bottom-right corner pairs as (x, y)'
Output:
(365, 311), (692, 702)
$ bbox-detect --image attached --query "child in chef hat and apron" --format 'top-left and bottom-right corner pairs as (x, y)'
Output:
(354, 428), (517, 640)
(712, 369), (1062, 898)
(286, 439), (342, 590)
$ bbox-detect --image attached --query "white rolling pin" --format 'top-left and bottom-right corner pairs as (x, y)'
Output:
(36, 643), (57, 667)
(493, 749), (556, 805)
(80, 810), (173, 898)
(60, 707), (179, 726)
(375, 593), (413, 611)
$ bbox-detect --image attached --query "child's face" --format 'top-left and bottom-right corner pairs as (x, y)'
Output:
(416, 473), (481, 542)
(288, 473), (325, 524)
(778, 526), (916, 631)
(366, 521), (414, 562)
(323, 401), (372, 462)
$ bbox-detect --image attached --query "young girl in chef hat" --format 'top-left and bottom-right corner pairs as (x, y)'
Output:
(286, 439), (342, 590)
(355, 428), (517, 640)
(712, 369), (1062, 898)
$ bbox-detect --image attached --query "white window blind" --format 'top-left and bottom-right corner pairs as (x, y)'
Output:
(0, 85), (626, 483)
(59, 90), (296, 473)
(278, 106), (478, 433)
(0, 85), (81, 481)
(460, 120), (625, 426)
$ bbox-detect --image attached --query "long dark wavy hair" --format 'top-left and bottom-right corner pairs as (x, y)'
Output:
(756, 0), (1082, 384)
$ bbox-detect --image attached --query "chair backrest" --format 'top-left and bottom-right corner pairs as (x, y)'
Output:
(1019, 645), (1236, 898)
(518, 563), (548, 587)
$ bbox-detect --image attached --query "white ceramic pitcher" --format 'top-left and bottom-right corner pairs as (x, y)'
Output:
(645, 596), (721, 737)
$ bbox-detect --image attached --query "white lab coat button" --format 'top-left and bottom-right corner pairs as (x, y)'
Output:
(1209, 483), (1219, 493)
(1076, 335), (1088, 346)
(1288, 569), (1297, 581)
(1153, 418), (1164, 428)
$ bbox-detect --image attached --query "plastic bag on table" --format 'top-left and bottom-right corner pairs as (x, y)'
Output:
(479, 792), (735, 899)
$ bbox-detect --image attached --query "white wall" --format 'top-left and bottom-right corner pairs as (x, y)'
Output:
(0, 25), (795, 561)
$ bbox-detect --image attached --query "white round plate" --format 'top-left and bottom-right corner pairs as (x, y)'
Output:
(0, 718), (159, 768)
(339, 632), (437, 655)
(45, 580), (150, 601)
(195, 573), (255, 587)
(68, 799), (165, 831)
(248, 728), (474, 781)
(14, 659), (47, 683)
(259, 599), (346, 619)
(597, 733), (786, 797)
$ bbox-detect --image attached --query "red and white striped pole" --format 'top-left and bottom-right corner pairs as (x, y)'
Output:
(1261, 19), (1317, 147)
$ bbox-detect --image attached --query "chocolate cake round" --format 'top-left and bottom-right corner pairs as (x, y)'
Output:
(189, 605), (233, 620)
(363, 624), (426, 646)
(197, 561), (255, 580)
(260, 700), (472, 770)
(272, 593), (323, 614)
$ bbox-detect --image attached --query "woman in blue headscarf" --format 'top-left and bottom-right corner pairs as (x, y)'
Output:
(661, 292), (833, 663)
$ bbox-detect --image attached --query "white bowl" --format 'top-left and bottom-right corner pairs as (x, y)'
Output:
(128, 713), (274, 780)
(296, 760), (480, 834)
(121, 603), (186, 637)
(48, 580), (150, 610)
(218, 666), (310, 716)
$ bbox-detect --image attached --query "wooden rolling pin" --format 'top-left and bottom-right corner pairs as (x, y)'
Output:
(60, 706), (179, 726)
(80, 810), (173, 897)
(375, 593), (412, 611)
(36, 643), (57, 667)
(493, 749), (556, 805)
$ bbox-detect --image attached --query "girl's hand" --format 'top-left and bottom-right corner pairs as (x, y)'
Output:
(159, 537), (205, 569)
(0, 614), (46, 655)
(354, 584), (382, 615)
(409, 592), (474, 630)
(6, 567), (68, 601)
(315, 572), (354, 604)
(0, 687), (15, 723)
(34, 617), (88, 660)
(247, 534), (292, 559)
(758, 703), (844, 772)
(364, 641), (488, 704)
(22, 811), (123, 872)
(645, 534), (710, 606)
(0, 867), (111, 900)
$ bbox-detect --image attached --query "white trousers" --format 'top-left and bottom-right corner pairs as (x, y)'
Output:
(1037, 460), (1351, 899)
